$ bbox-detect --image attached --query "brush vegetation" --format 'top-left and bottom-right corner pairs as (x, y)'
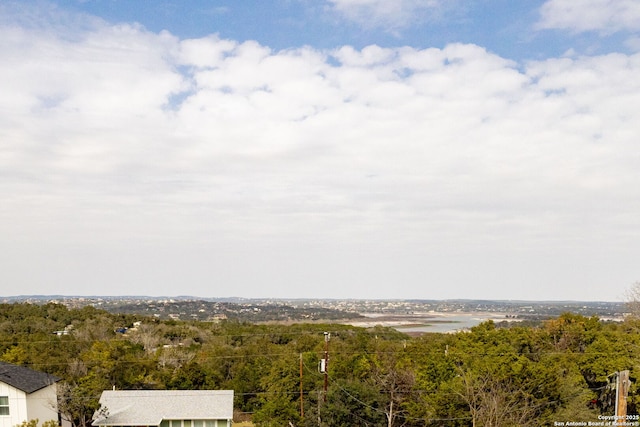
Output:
(1, 302), (639, 426)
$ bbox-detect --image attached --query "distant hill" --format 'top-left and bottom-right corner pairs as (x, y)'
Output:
(1, 295), (627, 321)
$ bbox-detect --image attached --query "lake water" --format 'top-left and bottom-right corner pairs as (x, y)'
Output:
(354, 313), (513, 334)
(394, 315), (490, 333)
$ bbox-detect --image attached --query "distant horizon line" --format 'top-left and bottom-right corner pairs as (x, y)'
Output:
(1, 295), (625, 304)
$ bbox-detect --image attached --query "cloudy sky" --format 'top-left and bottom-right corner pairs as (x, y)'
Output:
(1, 0), (639, 301)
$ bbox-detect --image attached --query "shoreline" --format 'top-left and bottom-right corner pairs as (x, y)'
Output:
(347, 311), (521, 333)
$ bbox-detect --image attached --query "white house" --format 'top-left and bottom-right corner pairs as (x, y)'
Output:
(92, 390), (234, 427)
(0, 361), (62, 427)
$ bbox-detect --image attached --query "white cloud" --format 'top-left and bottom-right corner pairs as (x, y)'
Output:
(538, 0), (640, 33)
(2, 11), (640, 299)
(176, 35), (237, 69)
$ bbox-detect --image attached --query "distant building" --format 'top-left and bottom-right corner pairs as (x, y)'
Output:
(0, 361), (66, 427)
(92, 390), (234, 427)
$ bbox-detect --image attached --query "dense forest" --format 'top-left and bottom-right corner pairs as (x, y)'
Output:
(1, 302), (638, 427)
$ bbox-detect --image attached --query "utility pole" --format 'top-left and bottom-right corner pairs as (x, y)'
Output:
(323, 332), (330, 402)
(615, 370), (630, 420)
(299, 353), (304, 419)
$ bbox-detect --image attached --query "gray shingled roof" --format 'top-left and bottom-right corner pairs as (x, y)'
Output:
(92, 390), (234, 426)
(0, 361), (59, 394)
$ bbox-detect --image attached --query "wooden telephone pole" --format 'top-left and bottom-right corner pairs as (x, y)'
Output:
(615, 370), (630, 420)
(299, 353), (304, 418)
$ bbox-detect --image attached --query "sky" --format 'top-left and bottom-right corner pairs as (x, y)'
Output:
(1, 0), (639, 301)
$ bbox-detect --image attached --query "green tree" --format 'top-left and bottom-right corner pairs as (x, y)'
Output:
(319, 379), (387, 427)
(252, 352), (302, 427)
(168, 361), (209, 389)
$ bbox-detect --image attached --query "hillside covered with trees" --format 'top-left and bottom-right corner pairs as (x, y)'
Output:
(1, 302), (638, 426)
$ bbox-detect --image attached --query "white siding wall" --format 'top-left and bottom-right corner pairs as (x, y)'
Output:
(0, 383), (29, 427)
(0, 383), (62, 427)
(26, 385), (59, 426)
